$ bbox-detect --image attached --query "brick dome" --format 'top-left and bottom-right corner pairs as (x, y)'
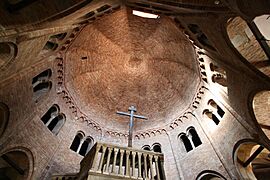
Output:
(64, 8), (200, 132)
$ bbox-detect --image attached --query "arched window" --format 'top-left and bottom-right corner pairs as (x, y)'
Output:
(41, 105), (59, 124)
(188, 127), (202, 147)
(0, 102), (9, 138)
(152, 143), (162, 153)
(32, 69), (52, 101)
(47, 113), (65, 135)
(41, 105), (65, 135)
(179, 133), (193, 152)
(234, 141), (270, 179)
(208, 99), (225, 119)
(142, 145), (151, 151)
(43, 41), (58, 51)
(79, 136), (94, 156)
(70, 132), (84, 152)
(70, 132), (94, 156)
(203, 109), (220, 125)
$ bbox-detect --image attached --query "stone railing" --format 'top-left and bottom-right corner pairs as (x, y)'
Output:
(77, 142), (166, 180)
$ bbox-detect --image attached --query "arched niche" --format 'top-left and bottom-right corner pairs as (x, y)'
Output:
(0, 148), (33, 180)
(233, 141), (270, 180)
(0, 42), (17, 69)
(226, 16), (270, 77)
(252, 91), (270, 139)
(0, 102), (9, 138)
(196, 170), (226, 180)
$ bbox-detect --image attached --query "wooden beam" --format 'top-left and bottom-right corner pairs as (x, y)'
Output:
(243, 146), (264, 167)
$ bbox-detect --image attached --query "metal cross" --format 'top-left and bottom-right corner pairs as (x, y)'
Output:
(116, 106), (148, 147)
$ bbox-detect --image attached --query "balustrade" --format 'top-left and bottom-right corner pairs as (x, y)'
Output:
(78, 142), (165, 180)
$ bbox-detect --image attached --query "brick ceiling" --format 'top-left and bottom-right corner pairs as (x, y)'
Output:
(64, 8), (200, 132)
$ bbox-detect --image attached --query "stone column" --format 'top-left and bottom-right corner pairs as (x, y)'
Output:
(154, 155), (160, 180)
(138, 152), (142, 179)
(90, 144), (101, 171)
(112, 148), (119, 174)
(143, 153), (148, 179)
(104, 147), (112, 174)
(119, 149), (125, 175)
(97, 146), (106, 173)
(125, 150), (130, 177)
(132, 151), (136, 177)
(149, 154), (154, 179)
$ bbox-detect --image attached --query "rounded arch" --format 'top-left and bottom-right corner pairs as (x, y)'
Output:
(0, 102), (9, 138)
(252, 90), (270, 139)
(0, 147), (34, 180)
(152, 143), (162, 153)
(79, 136), (94, 156)
(226, 16), (270, 77)
(196, 170), (226, 180)
(48, 113), (66, 135)
(0, 42), (17, 69)
(178, 132), (193, 152)
(70, 131), (85, 152)
(142, 145), (151, 151)
(187, 126), (202, 148)
(233, 139), (270, 180)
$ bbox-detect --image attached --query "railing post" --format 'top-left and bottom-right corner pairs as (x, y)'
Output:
(112, 148), (119, 174)
(97, 145), (106, 173)
(138, 152), (142, 179)
(154, 155), (161, 180)
(91, 144), (101, 171)
(104, 147), (112, 174)
(125, 150), (131, 177)
(119, 149), (125, 175)
(143, 153), (148, 179)
(149, 154), (154, 179)
(131, 151), (136, 177)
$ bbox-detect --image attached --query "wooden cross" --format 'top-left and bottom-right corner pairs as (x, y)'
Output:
(116, 106), (147, 147)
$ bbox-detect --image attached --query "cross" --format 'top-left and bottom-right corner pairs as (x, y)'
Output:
(116, 106), (148, 147)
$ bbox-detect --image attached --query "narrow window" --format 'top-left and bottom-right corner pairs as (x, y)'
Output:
(188, 128), (202, 147)
(70, 132), (84, 152)
(47, 114), (65, 135)
(212, 114), (220, 125)
(152, 143), (162, 153)
(41, 105), (59, 124)
(209, 99), (225, 119)
(217, 105), (225, 118)
(180, 134), (193, 152)
(32, 69), (52, 101)
(43, 41), (58, 51)
(79, 137), (93, 156)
